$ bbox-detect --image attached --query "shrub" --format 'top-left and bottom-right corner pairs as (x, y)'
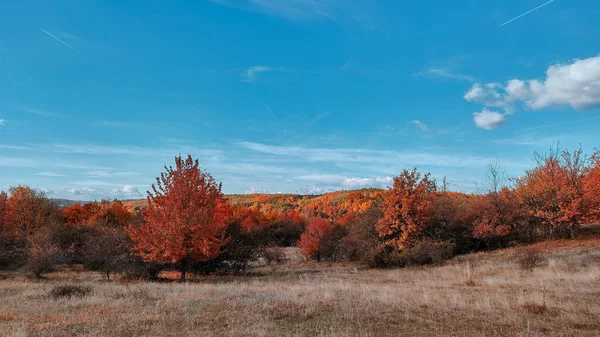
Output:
(339, 208), (383, 264)
(399, 240), (455, 266)
(23, 243), (64, 278)
(0, 234), (27, 270)
(49, 285), (92, 299)
(299, 217), (345, 262)
(82, 226), (132, 280)
(518, 249), (544, 271)
(264, 212), (306, 247)
(191, 221), (266, 275)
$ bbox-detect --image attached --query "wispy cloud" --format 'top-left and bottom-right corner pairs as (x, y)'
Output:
(40, 29), (97, 63)
(209, 0), (373, 26)
(19, 105), (67, 118)
(242, 66), (272, 82)
(411, 120), (429, 131)
(33, 172), (67, 177)
(518, 115), (600, 132)
(416, 67), (475, 82)
(87, 170), (137, 178)
(238, 141), (517, 169)
(0, 119), (4, 126)
(499, 0), (556, 27)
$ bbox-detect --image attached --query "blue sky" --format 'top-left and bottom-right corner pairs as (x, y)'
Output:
(1, 0), (599, 200)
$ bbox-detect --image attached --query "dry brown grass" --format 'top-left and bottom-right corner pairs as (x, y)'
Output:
(1, 236), (600, 336)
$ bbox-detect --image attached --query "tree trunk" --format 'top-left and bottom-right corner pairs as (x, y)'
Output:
(180, 259), (188, 282)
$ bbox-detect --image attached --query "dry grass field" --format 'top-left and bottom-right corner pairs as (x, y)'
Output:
(1, 230), (600, 337)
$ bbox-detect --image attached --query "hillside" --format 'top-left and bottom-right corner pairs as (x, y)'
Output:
(121, 188), (385, 221)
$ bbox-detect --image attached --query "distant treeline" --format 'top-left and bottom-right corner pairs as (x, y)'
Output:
(1, 146), (599, 280)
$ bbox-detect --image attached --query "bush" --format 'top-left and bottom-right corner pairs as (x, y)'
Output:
(23, 244), (64, 278)
(518, 249), (544, 271)
(121, 259), (162, 281)
(0, 234), (27, 270)
(50, 224), (97, 264)
(399, 240), (455, 266)
(338, 208), (384, 265)
(49, 285), (92, 299)
(191, 221), (266, 274)
(264, 216), (305, 247)
(82, 226), (132, 280)
(263, 247), (285, 265)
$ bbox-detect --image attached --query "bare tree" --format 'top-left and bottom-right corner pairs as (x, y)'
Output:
(485, 160), (507, 195)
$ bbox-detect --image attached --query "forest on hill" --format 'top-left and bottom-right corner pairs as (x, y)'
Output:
(122, 188), (385, 224)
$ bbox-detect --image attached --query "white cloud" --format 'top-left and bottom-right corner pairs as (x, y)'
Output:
(342, 176), (392, 188)
(464, 54), (600, 129)
(244, 187), (269, 194)
(48, 184), (142, 201)
(242, 66), (272, 82)
(473, 109), (508, 130)
(464, 83), (506, 108)
(0, 119), (4, 126)
(121, 185), (141, 196)
(411, 120), (428, 131)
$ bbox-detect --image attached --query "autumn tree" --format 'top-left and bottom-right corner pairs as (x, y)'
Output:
(0, 191), (7, 233)
(583, 150), (600, 223)
(127, 155), (230, 282)
(5, 186), (59, 238)
(299, 217), (342, 262)
(88, 200), (133, 227)
(377, 169), (437, 250)
(515, 147), (588, 239)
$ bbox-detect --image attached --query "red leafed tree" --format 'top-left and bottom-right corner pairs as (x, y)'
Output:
(583, 151), (600, 223)
(0, 191), (7, 233)
(299, 217), (337, 262)
(377, 169), (436, 250)
(127, 155), (231, 281)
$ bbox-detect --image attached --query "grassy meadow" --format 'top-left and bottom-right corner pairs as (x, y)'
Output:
(1, 227), (600, 337)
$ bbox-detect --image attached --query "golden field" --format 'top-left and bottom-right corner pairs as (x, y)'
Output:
(1, 229), (600, 337)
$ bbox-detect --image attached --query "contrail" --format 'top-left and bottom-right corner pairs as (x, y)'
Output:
(40, 29), (96, 63)
(500, 0), (556, 27)
(519, 115), (600, 132)
(264, 104), (276, 117)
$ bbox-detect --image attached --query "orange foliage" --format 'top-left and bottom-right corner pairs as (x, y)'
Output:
(377, 169), (436, 250)
(298, 217), (337, 261)
(471, 188), (524, 241)
(0, 191), (7, 233)
(5, 186), (57, 238)
(584, 151), (600, 223)
(127, 155), (230, 281)
(61, 200), (133, 227)
(515, 148), (588, 237)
